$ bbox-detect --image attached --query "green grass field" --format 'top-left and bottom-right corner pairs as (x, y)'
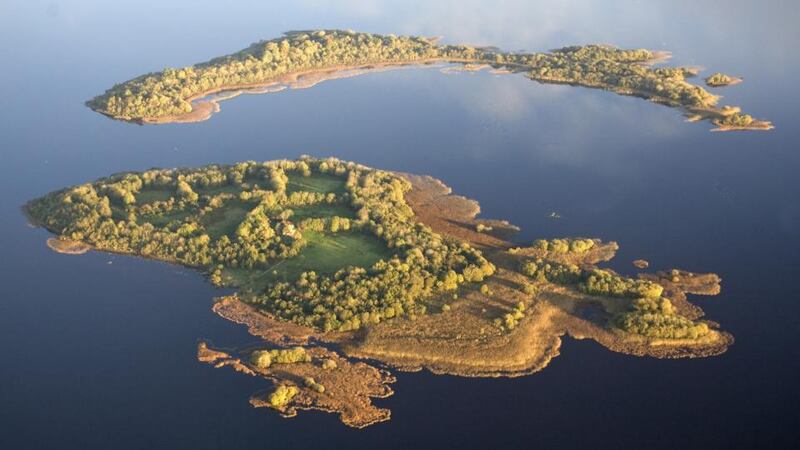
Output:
(269, 230), (391, 280)
(202, 200), (254, 239)
(286, 173), (347, 194)
(197, 184), (243, 196)
(136, 188), (173, 204)
(226, 230), (393, 291)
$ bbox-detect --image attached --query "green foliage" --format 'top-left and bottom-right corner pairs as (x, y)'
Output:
(269, 346), (311, 364)
(527, 45), (718, 108)
(581, 269), (663, 299)
(268, 384), (299, 408)
(265, 230), (391, 281)
(28, 157), (496, 333)
(250, 347), (310, 368)
(522, 282), (537, 296)
(520, 258), (582, 284)
(520, 257), (664, 300)
(529, 238), (595, 254)
(250, 350), (272, 368)
(499, 302), (526, 330)
(176, 180), (198, 202)
(616, 297), (710, 339)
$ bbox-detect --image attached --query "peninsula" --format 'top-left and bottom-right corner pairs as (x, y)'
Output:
(87, 30), (771, 131)
(27, 157), (733, 427)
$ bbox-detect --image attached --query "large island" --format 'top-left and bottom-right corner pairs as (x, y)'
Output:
(27, 157), (732, 427)
(87, 30), (772, 131)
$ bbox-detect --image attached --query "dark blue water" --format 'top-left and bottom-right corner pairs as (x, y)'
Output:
(1, 1), (798, 448)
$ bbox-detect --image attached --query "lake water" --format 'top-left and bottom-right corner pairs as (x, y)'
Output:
(1, 1), (798, 448)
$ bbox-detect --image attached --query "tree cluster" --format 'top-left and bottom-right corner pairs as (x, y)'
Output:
(520, 258), (663, 299)
(705, 72), (736, 87)
(268, 384), (299, 408)
(616, 297), (710, 339)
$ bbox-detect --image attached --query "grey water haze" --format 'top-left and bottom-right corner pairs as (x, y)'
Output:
(1, 1), (798, 448)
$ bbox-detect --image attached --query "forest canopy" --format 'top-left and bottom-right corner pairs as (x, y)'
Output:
(27, 156), (495, 332)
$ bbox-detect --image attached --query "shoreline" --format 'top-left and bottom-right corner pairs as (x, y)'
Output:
(706, 76), (744, 88)
(525, 76), (773, 132)
(89, 48), (772, 131)
(27, 160), (735, 426)
(46, 237), (91, 255)
(94, 57), (492, 125)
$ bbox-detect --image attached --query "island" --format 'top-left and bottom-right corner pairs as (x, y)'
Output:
(87, 30), (772, 131)
(26, 156), (733, 427)
(705, 72), (743, 87)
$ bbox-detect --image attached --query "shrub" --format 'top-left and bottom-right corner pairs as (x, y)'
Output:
(303, 376), (326, 393)
(268, 385), (299, 408)
(250, 350), (272, 369)
(270, 346), (311, 364)
(321, 359), (337, 370)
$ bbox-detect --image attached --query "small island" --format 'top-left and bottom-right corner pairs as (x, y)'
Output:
(87, 30), (772, 131)
(705, 72), (743, 87)
(27, 157), (733, 427)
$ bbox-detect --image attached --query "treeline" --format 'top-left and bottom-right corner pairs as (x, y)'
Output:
(88, 29), (743, 126)
(520, 258), (663, 299)
(28, 156), (495, 332)
(510, 237), (596, 255)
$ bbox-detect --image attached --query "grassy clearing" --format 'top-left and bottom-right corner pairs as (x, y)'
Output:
(226, 231), (393, 289)
(287, 173), (347, 195)
(197, 184), (242, 196)
(270, 231), (392, 281)
(224, 231), (392, 291)
(203, 200), (255, 239)
(290, 203), (356, 220)
(137, 188), (173, 204)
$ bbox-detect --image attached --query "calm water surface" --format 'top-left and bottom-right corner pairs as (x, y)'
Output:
(1, 1), (798, 448)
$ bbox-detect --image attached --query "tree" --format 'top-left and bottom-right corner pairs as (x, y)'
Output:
(176, 180), (198, 202)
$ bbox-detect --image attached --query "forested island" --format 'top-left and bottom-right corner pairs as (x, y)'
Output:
(705, 72), (742, 87)
(87, 30), (772, 131)
(27, 157), (733, 427)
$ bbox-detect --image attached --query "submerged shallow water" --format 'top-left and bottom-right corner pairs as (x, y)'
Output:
(1, 1), (799, 448)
